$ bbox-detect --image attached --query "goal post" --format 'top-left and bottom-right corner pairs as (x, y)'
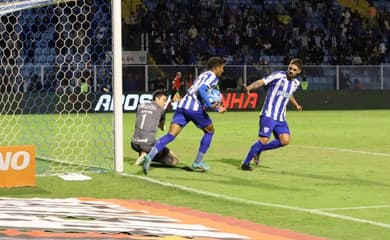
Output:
(112, 0), (123, 173)
(0, 0), (123, 175)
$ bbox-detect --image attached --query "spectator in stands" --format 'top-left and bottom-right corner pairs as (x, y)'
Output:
(135, 0), (389, 66)
(340, 73), (352, 89)
(353, 79), (364, 90)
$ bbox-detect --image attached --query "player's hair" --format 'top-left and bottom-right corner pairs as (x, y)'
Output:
(152, 90), (167, 100)
(290, 58), (303, 70)
(207, 57), (225, 70)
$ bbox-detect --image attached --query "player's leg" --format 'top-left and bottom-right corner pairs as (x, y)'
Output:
(241, 116), (273, 170)
(244, 122), (290, 170)
(191, 110), (214, 171)
(252, 135), (271, 166)
(261, 121), (290, 150)
(131, 142), (150, 165)
(253, 152), (260, 166)
(242, 123), (290, 171)
(141, 109), (187, 175)
(153, 147), (178, 166)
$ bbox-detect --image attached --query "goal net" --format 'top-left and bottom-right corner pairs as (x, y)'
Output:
(0, 0), (114, 175)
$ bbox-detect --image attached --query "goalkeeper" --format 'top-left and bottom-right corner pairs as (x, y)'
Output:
(131, 90), (179, 167)
(137, 57), (226, 175)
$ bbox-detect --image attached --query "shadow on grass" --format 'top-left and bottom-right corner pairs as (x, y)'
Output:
(215, 158), (271, 169)
(126, 157), (307, 191)
(217, 158), (390, 188)
(151, 163), (194, 172)
(125, 156), (195, 173)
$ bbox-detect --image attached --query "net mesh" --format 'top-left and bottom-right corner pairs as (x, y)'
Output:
(0, 0), (114, 175)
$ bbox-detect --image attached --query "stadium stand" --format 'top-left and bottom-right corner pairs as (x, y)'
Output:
(2, 0), (387, 92)
(3, 0), (112, 92)
(133, 0), (389, 66)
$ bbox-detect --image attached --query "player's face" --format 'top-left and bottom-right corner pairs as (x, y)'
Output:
(214, 65), (224, 77)
(155, 95), (167, 108)
(287, 63), (301, 79)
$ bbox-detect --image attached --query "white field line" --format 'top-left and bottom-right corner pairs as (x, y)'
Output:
(295, 145), (390, 158)
(312, 205), (390, 211)
(120, 173), (390, 229)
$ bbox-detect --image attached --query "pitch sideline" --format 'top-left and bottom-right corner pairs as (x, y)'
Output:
(120, 172), (390, 230)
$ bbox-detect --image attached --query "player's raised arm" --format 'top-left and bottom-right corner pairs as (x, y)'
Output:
(243, 79), (265, 94)
(289, 95), (302, 111)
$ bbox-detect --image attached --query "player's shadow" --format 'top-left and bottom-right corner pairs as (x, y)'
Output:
(215, 158), (271, 169)
(150, 163), (194, 172)
(125, 157), (198, 173)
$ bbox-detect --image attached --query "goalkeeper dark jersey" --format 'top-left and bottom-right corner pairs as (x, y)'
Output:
(132, 102), (165, 145)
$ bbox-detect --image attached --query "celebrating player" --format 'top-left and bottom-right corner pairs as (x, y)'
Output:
(241, 58), (303, 170)
(137, 57), (226, 175)
(131, 90), (179, 168)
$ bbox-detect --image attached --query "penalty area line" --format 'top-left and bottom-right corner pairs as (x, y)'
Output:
(120, 173), (390, 229)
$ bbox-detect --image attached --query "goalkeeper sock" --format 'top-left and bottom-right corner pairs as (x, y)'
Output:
(148, 133), (175, 160)
(194, 132), (214, 163)
(242, 141), (263, 166)
(263, 139), (282, 151)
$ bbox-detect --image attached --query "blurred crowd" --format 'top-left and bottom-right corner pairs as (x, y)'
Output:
(125, 0), (389, 65)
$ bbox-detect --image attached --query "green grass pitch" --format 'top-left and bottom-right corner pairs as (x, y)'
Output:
(1, 110), (390, 239)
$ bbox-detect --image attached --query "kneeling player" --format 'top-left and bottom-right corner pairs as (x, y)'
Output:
(131, 142), (178, 166)
(131, 90), (179, 167)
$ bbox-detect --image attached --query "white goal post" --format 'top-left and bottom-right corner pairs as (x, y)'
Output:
(112, 0), (123, 172)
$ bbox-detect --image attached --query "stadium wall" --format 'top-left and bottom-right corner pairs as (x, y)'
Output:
(19, 90), (390, 114)
(287, 90), (390, 110)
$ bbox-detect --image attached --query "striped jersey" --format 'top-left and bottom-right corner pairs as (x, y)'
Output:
(261, 71), (300, 121)
(178, 70), (219, 111)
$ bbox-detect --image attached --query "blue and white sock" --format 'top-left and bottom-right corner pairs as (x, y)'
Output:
(263, 139), (282, 150)
(242, 141), (263, 166)
(194, 132), (214, 163)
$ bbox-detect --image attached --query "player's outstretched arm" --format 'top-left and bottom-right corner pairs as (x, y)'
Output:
(243, 79), (265, 94)
(290, 95), (302, 111)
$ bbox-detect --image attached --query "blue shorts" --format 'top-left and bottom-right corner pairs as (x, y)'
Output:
(172, 108), (212, 129)
(258, 116), (290, 138)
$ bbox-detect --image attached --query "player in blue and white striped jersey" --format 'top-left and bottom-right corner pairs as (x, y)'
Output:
(138, 57), (226, 175)
(241, 58), (303, 171)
